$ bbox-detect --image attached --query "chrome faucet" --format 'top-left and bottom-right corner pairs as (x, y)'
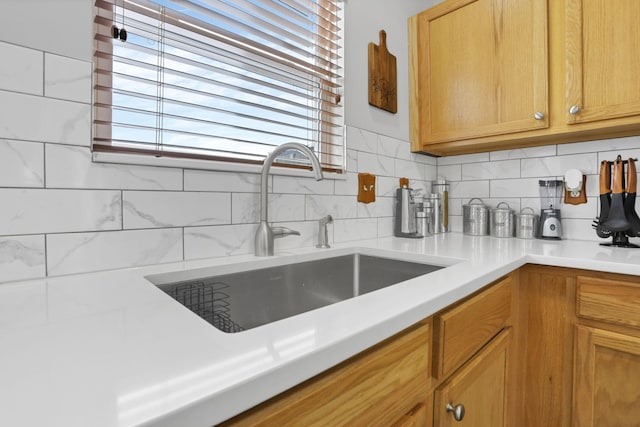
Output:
(255, 142), (324, 256)
(316, 215), (333, 248)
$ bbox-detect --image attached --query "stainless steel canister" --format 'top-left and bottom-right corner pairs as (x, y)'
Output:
(463, 198), (489, 236)
(490, 202), (515, 238)
(515, 207), (539, 239)
(427, 194), (442, 234)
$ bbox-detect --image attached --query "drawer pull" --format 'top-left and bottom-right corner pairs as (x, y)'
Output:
(446, 403), (465, 421)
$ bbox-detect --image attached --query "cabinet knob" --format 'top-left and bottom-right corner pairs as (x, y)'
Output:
(446, 403), (465, 421)
(569, 105), (581, 115)
(534, 111), (545, 120)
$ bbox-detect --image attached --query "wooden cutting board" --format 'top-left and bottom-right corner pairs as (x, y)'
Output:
(368, 30), (397, 113)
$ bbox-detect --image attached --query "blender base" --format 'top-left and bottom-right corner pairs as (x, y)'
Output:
(599, 232), (640, 248)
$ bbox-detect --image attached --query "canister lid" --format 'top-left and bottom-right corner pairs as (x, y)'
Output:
(538, 179), (563, 187)
(492, 201), (513, 212)
(515, 207), (538, 218)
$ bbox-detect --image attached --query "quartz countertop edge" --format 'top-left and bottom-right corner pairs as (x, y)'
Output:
(1, 233), (639, 427)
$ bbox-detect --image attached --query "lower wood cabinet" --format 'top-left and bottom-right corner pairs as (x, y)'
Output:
(573, 326), (640, 427)
(434, 328), (511, 427)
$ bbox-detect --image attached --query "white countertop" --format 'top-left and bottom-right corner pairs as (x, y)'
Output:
(1, 233), (640, 427)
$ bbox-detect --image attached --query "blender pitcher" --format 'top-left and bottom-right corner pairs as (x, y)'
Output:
(538, 180), (563, 239)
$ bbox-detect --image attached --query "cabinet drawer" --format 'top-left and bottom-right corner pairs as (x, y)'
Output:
(433, 275), (512, 379)
(576, 276), (640, 329)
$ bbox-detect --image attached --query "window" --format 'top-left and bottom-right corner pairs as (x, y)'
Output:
(93, 0), (344, 173)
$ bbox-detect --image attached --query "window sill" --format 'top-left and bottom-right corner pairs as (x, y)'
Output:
(92, 151), (347, 180)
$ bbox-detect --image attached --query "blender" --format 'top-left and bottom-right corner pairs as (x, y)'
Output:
(538, 180), (563, 239)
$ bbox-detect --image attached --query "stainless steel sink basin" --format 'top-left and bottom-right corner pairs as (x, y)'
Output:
(151, 253), (444, 333)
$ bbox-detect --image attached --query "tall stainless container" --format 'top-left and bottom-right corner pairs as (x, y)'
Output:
(515, 207), (539, 239)
(463, 198), (489, 236)
(490, 202), (515, 238)
(432, 179), (449, 232)
(394, 187), (421, 238)
(427, 193), (442, 234)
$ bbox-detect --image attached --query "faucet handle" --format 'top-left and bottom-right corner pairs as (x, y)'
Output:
(272, 226), (301, 238)
(317, 215), (333, 248)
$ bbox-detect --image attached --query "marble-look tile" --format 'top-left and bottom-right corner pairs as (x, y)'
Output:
(561, 219), (600, 242)
(449, 180), (490, 199)
(346, 149), (358, 172)
(394, 158), (425, 181)
(46, 228), (183, 276)
(436, 152), (490, 166)
(377, 175), (400, 197)
(333, 218), (378, 243)
(0, 139), (44, 187)
(184, 169), (267, 193)
(0, 91), (90, 146)
(561, 197), (598, 219)
(521, 153), (598, 177)
(0, 189), (121, 235)
(123, 191), (231, 229)
(438, 164), (462, 182)
(449, 215), (463, 233)
(378, 135), (411, 160)
(377, 216), (395, 237)
(411, 152), (438, 166)
(448, 198), (464, 216)
(490, 178), (540, 198)
(0, 42), (43, 95)
(272, 175), (334, 195)
(44, 53), (91, 103)
(305, 195), (357, 220)
(358, 151), (394, 177)
(557, 135), (640, 156)
(462, 159), (520, 180)
(490, 145), (557, 161)
(46, 145), (182, 190)
(231, 193), (305, 224)
(334, 172), (359, 196)
(424, 163), (438, 181)
(357, 197), (394, 218)
(184, 224), (255, 259)
(347, 126), (378, 153)
(0, 235), (46, 283)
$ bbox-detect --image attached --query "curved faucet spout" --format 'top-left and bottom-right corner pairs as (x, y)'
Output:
(255, 143), (324, 256)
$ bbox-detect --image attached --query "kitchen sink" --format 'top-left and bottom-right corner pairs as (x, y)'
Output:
(148, 253), (445, 333)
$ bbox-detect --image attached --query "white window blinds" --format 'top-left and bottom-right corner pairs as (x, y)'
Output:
(93, 0), (344, 172)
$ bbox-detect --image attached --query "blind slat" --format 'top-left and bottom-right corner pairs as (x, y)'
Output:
(93, 0), (344, 172)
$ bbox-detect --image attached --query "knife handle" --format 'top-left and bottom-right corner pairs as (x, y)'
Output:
(600, 160), (611, 194)
(612, 158), (624, 194)
(628, 159), (637, 194)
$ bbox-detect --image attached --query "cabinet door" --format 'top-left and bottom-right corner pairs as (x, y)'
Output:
(391, 403), (429, 427)
(434, 328), (511, 427)
(412, 0), (548, 145)
(566, 0), (640, 124)
(573, 326), (640, 427)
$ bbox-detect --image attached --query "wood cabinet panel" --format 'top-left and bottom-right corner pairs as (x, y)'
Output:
(434, 328), (511, 427)
(433, 274), (512, 379)
(220, 320), (430, 427)
(566, 0), (640, 125)
(410, 0), (548, 148)
(573, 326), (640, 427)
(390, 403), (429, 427)
(577, 275), (640, 329)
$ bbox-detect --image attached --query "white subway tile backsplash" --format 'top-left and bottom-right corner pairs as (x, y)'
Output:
(44, 54), (91, 103)
(357, 197), (394, 218)
(231, 193), (304, 224)
(561, 197), (598, 219)
(436, 152), (490, 166)
(0, 189), (121, 235)
(450, 180), (490, 199)
(0, 139), (44, 187)
(184, 224), (255, 259)
(489, 145), (556, 161)
(490, 178), (540, 198)
(438, 164), (462, 182)
(557, 135), (640, 156)
(347, 126), (378, 153)
(346, 149), (358, 172)
(272, 175), (334, 195)
(334, 172), (359, 196)
(562, 218), (600, 242)
(394, 158), (424, 181)
(521, 153), (598, 177)
(46, 145), (182, 190)
(0, 235), (46, 282)
(379, 134), (411, 160)
(306, 195), (358, 220)
(333, 218), (378, 243)
(123, 191), (231, 229)
(598, 149), (640, 164)
(184, 169), (266, 193)
(0, 42), (43, 96)
(377, 216), (394, 237)
(46, 228), (183, 276)
(0, 90), (90, 146)
(462, 159), (520, 180)
(359, 151), (395, 176)
(273, 221), (319, 251)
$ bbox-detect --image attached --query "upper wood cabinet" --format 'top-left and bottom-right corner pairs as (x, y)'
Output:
(410, 0), (640, 156)
(565, 0), (640, 125)
(409, 0), (548, 146)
